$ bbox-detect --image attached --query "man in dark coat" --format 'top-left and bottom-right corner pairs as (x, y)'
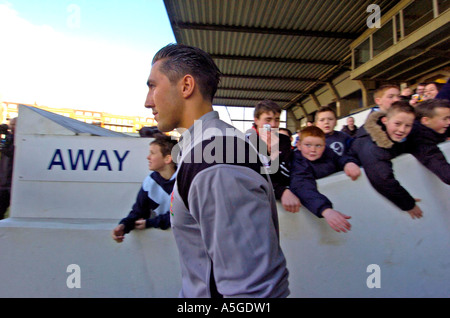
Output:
(0, 118), (16, 219)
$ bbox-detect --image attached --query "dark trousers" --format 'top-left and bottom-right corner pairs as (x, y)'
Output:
(0, 189), (10, 219)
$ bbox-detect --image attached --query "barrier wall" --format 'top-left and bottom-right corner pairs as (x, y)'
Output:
(0, 106), (449, 297)
(280, 141), (450, 297)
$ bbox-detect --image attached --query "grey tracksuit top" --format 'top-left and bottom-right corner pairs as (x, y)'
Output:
(170, 111), (290, 298)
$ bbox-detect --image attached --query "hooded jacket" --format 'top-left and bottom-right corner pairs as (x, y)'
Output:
(349, 111), (416, 211)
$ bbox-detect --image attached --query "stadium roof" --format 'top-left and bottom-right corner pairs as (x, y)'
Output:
(163, 0), (400, 111)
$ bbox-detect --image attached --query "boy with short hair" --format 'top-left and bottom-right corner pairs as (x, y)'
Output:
(247, 99), (301, 213)
(407, 98), (450, 184)
(372, 84), (401, 112)
(315, 106), (353, 157)
(111, 134), (177, 243)
(349, 101), (423, 219)
(290, 126), (361, 233)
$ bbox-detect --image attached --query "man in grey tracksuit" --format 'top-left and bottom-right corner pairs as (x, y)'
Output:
(145, 44), (289, 298)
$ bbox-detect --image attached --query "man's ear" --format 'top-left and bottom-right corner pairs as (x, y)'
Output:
(420, 117), (430, 126)
(164, 154), (173, 164)
(254, 117), (260, 129)
(381, 116), (388, 125)
(181, 75), (195, 98)
(374, 97), (381, 106)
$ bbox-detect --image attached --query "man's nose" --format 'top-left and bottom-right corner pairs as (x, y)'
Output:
(145, 91), (154, 109)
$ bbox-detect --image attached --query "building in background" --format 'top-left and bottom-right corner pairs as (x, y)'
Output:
(0, 101), (180, 137)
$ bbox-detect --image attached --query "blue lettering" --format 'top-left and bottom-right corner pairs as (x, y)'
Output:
(48, 149), (66, 170)
(94, 150), (112, 171)
(48, 149), (130, 171)
(114, 150), (129, 171)
(68, 149), (95, 170)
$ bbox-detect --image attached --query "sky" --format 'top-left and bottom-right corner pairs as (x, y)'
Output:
(0, 0), (178, 118)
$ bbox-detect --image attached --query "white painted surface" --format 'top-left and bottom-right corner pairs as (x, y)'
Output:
(11, 105), (151, 219)
(336, 108), (371, 131)
(279, 141), (450, 297)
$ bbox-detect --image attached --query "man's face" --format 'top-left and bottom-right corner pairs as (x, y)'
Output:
(416, 85), (425, 96)
(147, 144), (168, 172)
(375, 88), (400, 111)
(347, 117), (355, 127)
(145, 60), (184, 132)
(298, 136), (326, 161)
(315, 111), (336, 134)
(422, 107), (450, 134)
(382, 111), (415, 142)
(424, 83), (439, 100)
(254, 111), (280, 130)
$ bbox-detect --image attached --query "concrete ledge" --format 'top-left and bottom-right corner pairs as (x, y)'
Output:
(0, 218), (181, 298)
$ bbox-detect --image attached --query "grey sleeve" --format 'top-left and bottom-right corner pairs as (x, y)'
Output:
(187, 165), (289, 298)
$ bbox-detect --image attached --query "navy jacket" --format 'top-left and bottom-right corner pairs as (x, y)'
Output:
(119, 171), (175, 232)
(326, 130), (353, 157)
(436, 79), (450, 100)
(341, 125), (359, 137)
(348, 112), (416, 211)
(290, 147), (357, 217)
(435, 80), (450, 138)
(406, 120), (450, 184)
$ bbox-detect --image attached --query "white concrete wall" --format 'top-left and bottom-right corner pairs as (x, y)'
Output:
(1, 142), (448, 298)
(0, 218), (181, 297)
(280, 141), (450, 297)
(336, 108), (371, 131)
(0, 105), (449, 297)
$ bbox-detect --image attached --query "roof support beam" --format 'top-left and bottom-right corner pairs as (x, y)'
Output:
(175, 22), (359, 40)
(327, 82), (341, 116)
(357, 80), (377, 108)
(211, 54), (339, 66)
(309, 93), (321, 109)
(214, 96), (291, 103)
(218, 86), (301, 94)
(293, 103), (308, 119)
(221, 73), (323, 83)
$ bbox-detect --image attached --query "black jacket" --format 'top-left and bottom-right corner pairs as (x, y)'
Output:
(349, 112), (416, 211)
(340, 125), (358, 137)
(406, 120), (450, 184)
(246, 127), (293, 199)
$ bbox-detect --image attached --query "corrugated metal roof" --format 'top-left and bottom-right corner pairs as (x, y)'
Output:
(163, 0), (399, 112)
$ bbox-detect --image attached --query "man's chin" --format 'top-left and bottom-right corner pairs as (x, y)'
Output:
(156, 122), (169, 132)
